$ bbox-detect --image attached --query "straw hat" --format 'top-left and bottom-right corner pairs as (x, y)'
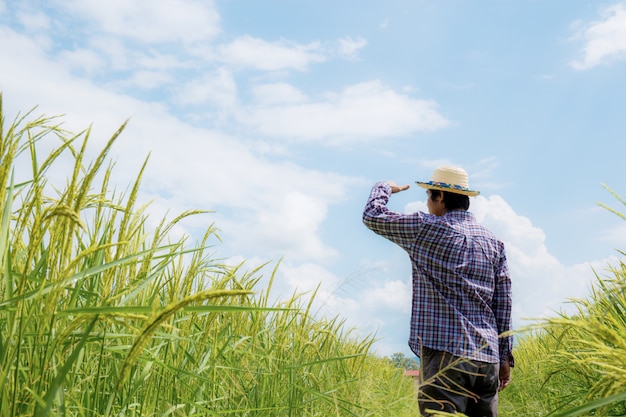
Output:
(415, 165), (479, 196)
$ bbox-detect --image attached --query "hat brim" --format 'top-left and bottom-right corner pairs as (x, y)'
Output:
(415, 181), (480, 196)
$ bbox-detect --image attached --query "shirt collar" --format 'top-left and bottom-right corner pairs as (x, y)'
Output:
(443, 209), (473, 219)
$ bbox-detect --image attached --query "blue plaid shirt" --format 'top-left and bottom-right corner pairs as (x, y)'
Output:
(363, 182), (513, 364)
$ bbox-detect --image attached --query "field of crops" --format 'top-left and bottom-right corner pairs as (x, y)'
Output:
(2, 98), (625, 416)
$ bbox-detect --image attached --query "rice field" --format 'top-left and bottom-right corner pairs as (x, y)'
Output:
(500, 254), (626, 417)
(2, 96), (625, 416)
(0, 97), (418, 416)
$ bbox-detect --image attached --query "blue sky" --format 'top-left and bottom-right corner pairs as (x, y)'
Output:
(1, 0), (626, 356)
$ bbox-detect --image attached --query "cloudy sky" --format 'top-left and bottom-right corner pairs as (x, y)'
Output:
(1, 0), (626, 357)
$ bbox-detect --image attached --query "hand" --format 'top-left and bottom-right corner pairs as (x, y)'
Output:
(498, 361), (511, 391)
(386, 181), (410, 194)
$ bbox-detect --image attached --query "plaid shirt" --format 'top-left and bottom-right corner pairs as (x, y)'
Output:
(363, 182), (513, 364)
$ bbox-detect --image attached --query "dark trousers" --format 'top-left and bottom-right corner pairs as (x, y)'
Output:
(419, 347), (499, 417)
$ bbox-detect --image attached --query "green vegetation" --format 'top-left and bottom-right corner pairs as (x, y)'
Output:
(387, 352), (420, 371)
(500, 189), (626, 416)
(3, 95), (626, 417)
(0, 96), (418, 416)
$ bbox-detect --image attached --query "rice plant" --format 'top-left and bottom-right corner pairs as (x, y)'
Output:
(0, 95), (419, 417)
(500, 186), (626, 417)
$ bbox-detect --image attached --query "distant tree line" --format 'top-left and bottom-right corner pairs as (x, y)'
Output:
(387, 352), (420, 370)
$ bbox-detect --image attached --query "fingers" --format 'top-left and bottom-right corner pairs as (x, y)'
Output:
(498, 362), (511, 391)
(386, 181), (410, 193)
(498, 377), (510, 391)
(391, 184), (410, 193)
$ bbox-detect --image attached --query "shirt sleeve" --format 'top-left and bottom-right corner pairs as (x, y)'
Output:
(493, 244), (514, 365)
(362, 181), (421, 251)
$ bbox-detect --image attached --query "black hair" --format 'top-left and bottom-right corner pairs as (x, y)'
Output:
(429, 189), (470, 211)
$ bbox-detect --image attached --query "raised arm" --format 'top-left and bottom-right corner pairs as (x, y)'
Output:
(362, 181), (420, 251)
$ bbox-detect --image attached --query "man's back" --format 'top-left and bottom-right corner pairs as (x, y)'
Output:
(363, 168), (513, 416)
(405, 210), (508, 363)
(363, 186), (511, 363)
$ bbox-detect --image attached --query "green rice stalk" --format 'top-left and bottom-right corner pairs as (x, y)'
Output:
(33, 316), (99, 417)
(550, 390), (626, 417)
(105, 288), (253, 416)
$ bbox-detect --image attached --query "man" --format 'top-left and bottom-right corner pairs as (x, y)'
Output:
(362, 165), (513, 416)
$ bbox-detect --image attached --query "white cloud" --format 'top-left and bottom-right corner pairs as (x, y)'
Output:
(252, 83), (307, 105)
(223, 191), (340, 262)
(471, 196), (608, 323)
(280, 262), (343, 295)
(58, 47), (107, 75)
(16, 8), (50, 31)
(56, 0), (221, 44)
(337, 36), (368, 60)
(78, 37), (190, 76)
(0, 27), (128, 132)
(0, 23), (355, 269)
(271, 260), (412, 353)
(599, 221), (626, 249)
(361, 279), (412, 314)
(116, 70), (175, 90)
(87, 37), (134, 71)
(175, 67), (238, 110)
(243, 80), (449, 145)
(570, 3), (626, 70)
(473, 195), (547, 257)
(217, 35), (327, 71)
